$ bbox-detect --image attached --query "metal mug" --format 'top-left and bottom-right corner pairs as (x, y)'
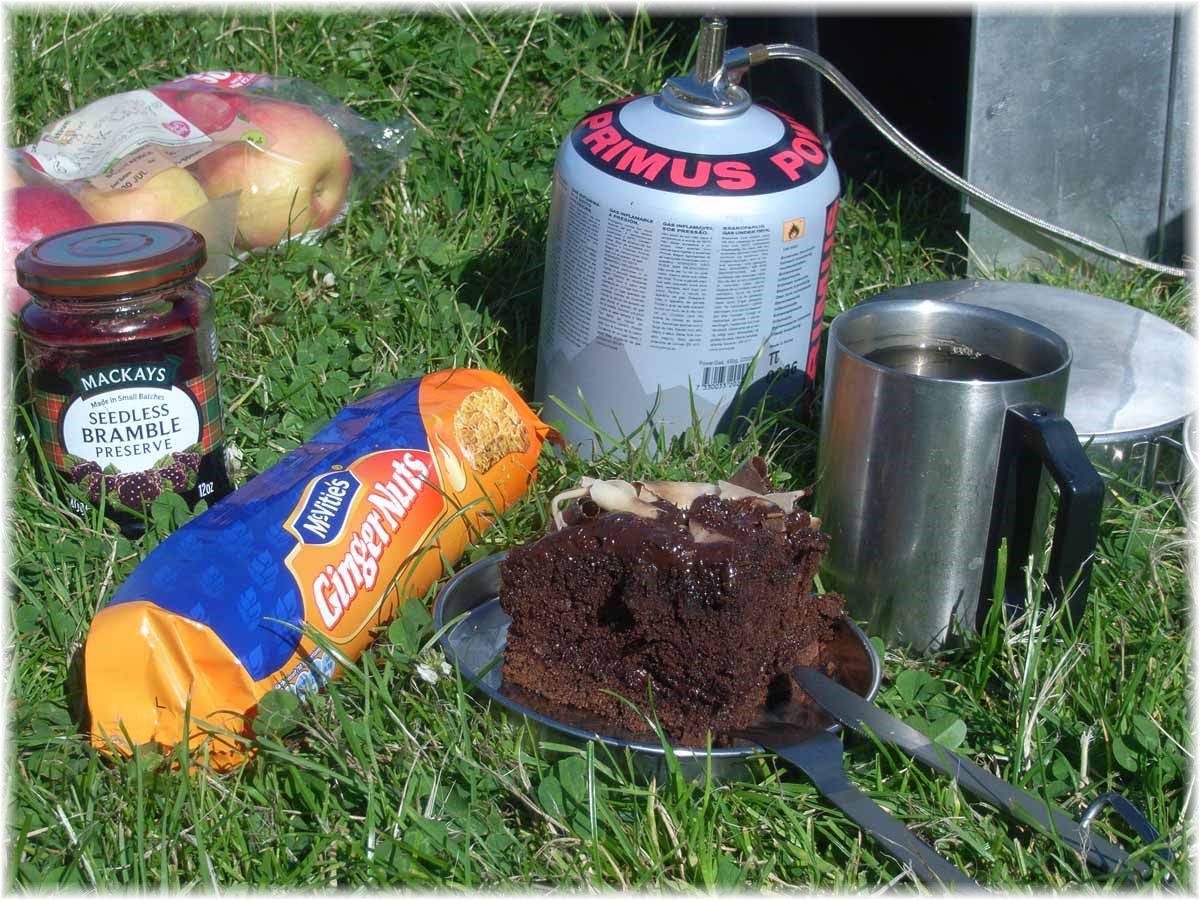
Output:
(816, 299), (1104, 651)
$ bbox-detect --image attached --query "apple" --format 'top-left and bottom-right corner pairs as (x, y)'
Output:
(19, 151), (46, 175)
(151, 87), (243, 134)
(192, 99), (351, 249)
(4, 186), (95, 313)
(3, 154), (25, 190)
(78, 166), (209, 224)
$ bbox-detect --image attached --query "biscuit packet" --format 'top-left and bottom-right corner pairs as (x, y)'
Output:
(84, 369), (555, 768)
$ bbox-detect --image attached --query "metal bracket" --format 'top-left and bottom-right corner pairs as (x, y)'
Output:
(1079, 790), (1174, 878)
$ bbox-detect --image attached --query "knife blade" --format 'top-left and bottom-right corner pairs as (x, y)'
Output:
(795, 667), (1154, 880)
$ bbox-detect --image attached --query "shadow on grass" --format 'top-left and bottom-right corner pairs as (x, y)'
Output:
(455, 202), (549, 393)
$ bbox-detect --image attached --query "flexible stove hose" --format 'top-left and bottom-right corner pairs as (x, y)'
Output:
(750, 42), (1191, 280)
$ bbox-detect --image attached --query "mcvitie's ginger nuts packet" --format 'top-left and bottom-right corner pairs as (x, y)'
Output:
(84, 369), (555, 768)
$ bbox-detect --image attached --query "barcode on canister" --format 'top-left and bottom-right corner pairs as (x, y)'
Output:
(700, 362), (751, 390)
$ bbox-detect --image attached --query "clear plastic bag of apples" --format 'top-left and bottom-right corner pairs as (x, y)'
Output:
(5, 71), (414, 312)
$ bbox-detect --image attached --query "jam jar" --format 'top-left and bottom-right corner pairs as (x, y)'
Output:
(17, 222), (232, 533)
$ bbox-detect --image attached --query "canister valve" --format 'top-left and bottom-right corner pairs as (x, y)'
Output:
(660, 16), (758, 118)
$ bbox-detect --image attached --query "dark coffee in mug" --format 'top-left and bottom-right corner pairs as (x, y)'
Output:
(864, 343), (1030, 381)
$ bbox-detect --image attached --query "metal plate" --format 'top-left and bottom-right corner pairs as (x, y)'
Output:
(868, 279), (1195, 441)
(868, 280), (1197, 489)
(435, 552), (881, 781)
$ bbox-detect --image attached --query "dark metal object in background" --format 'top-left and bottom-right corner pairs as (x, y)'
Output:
(796, 669), (1165, 881)
(727, 13), (973, 186)
(818, 13), (972, 183)
(966, 11), (1191, 270)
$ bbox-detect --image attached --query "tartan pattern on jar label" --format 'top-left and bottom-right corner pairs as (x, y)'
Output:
(34, 369), (224, 473)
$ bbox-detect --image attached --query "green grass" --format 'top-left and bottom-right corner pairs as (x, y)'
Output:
(6, 8), (1192, 891)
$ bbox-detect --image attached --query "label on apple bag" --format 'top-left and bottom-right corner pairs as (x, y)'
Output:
(24, 88), (256, 193)
(166, 71), (262, 91)
(26, 90), (213, 181)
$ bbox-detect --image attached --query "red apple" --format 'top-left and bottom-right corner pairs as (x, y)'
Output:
(151, 87), (243, 134)
(4, 186), (95, 313)
(79, 166), (209, 224)
(19, 151), (46, 175)
(192, 99), (351, 249)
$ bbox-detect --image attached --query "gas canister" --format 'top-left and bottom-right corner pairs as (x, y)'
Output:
(536, 18), (840, 454)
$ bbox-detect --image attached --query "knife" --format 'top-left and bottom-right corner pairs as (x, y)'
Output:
(738, 724), (977, 889)
(795, 668), (1156, 881)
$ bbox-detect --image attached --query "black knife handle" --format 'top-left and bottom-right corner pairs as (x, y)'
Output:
(797, 669), (1152, 881)
(771, 732), (978, 889)
(911, 740), (1152, 881)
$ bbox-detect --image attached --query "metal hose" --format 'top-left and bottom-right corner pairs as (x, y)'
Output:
(752, 42), (1191, 280)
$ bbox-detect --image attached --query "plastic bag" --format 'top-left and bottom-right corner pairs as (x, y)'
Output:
(6, 71), (413, 311)
(84, 369), (556, 769)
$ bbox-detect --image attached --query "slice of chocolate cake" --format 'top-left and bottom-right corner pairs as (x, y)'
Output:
(499, 474), (843, 746)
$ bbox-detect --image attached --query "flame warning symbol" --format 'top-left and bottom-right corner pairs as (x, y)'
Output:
(783, 218), (805, 242)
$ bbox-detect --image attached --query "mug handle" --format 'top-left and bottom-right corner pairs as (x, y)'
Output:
(979, 403), (1105, 625)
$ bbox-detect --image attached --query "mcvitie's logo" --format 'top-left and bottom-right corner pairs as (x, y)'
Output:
(292, 471), (362, 545)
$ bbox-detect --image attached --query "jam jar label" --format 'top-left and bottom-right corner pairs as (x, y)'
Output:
(34, 358), (225, 516)
(61, 361), (201, 471)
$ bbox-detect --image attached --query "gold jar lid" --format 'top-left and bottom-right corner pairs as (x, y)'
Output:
(15, 221), (206, 299)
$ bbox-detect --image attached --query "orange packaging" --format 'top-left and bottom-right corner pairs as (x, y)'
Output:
(84, 369), (555, 767)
